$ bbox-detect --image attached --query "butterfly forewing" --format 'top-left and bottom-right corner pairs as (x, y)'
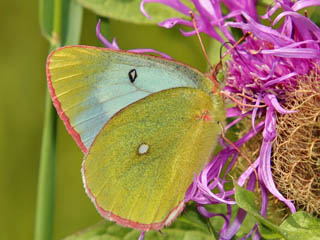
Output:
(47, 46), (213, 152)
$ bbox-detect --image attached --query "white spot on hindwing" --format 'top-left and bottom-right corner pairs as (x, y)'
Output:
(138, 143), (149, 155)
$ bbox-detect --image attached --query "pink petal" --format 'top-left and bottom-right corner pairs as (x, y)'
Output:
(292, 0), (320, 11)
(96, 19), (119, 49)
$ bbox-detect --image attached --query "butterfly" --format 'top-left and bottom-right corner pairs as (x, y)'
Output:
(46, 45), (225, 231)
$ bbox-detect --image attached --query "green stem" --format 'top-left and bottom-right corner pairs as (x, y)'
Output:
(34, 91), (57, 240)
(52, 0), (62, 47)
(35, 0), (63, 239)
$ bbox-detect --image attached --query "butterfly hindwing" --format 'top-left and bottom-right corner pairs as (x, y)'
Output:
(47, 46), (213, 152)
(82, 87), (225, 231)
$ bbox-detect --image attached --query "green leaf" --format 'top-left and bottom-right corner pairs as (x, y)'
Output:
(280, 211), (320, 240)
(257, 222), (285, 240)
(176, 203), (212, 233)
(234, 183), (286, 239)
(204, 201), (257, 239)
(63, 209), (213, 240)
(62, 221), (130, 240)
(62, 221), (212, 240)
(234, 184), (320, 240)
(77, 0), (191, 25)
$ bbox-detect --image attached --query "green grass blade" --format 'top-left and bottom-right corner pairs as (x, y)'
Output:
(35, 0), (83, 240)
(62, 0), (83, 45)
(34, 90), (58, 240)
(39, 0), (54, 40)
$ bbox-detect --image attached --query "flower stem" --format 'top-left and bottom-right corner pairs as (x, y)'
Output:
(34, 91), (57, 240)
(35, 0), (76, 239)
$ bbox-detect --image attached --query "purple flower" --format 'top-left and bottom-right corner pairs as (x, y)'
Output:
(139, 0), (320, 239)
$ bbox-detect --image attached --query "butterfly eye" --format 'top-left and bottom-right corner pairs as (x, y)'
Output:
(128, 69), (138, 83)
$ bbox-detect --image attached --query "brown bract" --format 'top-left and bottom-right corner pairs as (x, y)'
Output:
(273, 69), (320, 215)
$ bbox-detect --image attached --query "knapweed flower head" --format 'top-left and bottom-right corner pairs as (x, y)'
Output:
(98, 0), (320, 239)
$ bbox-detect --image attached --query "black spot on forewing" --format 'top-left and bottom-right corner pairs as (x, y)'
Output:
(128, 69), (137, 83)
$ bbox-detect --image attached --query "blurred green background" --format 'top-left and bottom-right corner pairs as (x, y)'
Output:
(0, 1), (219, 240)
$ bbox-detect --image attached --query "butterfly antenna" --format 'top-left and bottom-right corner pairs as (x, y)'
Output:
(190, 11), (214, 70)
(223, 32), (251, 59)
(212, 32), (251, 75)
(190, 11), (251, 93)
(221, 41), (247, 70)
(220, 42), (235, 60)
(189, 11), (221, 91)
(209, 32), (251, 93)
